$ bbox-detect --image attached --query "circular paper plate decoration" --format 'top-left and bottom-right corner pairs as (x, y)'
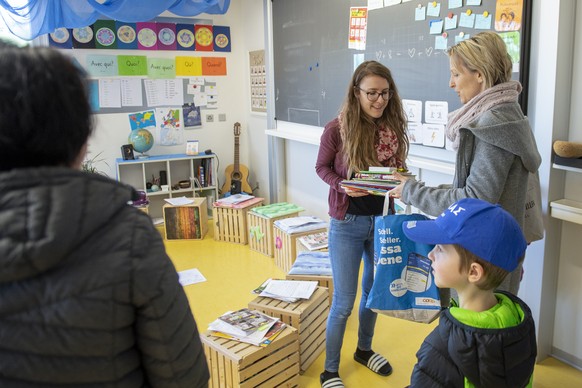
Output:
(72, 26), (93, 43)
(214, 33), (229, 49)
(177, 29), (194, 48)
(137, 28), (157, 48)
(117, 25), (136, 44)
(158, 28), (176, 45)
(50, 28), (70, 43)
(195, 27), (213, 47)
(96, 27), (115, 46)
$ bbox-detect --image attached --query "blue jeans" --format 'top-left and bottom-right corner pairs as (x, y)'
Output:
(325, 214), (377, 373)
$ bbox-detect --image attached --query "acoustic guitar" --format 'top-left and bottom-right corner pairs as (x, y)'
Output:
(222, 122), (252, 195)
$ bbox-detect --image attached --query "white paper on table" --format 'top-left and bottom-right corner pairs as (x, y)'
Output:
(178, 268), (206, 286)
(261, 280), (318, 300)
(165, 196), (194, 206)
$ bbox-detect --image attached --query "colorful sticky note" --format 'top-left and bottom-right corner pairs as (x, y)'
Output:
(475, 13), (492, 29)
(118, 55), (148, 76)
(213, 26), (231, 52)
(435, 35), (448, 50)
(459, 12), (476, 28)
(444, 14), (458, 30)
(449, 0), (462, 9)
(427, 2), (441, 17)
(429, 19), (444, 35)
(415, 6), (426, 21)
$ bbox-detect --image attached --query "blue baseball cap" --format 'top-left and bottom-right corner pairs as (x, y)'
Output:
(402, 198), (527, 272)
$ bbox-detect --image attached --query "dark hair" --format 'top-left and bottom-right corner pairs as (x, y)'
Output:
(0, 46), (93, 171)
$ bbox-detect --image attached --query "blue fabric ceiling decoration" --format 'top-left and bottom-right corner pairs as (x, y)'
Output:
(0, 0), (230, 40)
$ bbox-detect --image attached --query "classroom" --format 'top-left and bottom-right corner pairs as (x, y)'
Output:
(0, 0), (581, 387)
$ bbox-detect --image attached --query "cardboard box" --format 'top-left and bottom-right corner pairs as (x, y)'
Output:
(248, 287), (329, 372)
(201, 326), (300, 387)
(247, 211), (300, 257)
(213, 198), (264, 244)
(286, 273), (334, 306)
(273, 226), (328, 273)
(162, 197), (208, 240)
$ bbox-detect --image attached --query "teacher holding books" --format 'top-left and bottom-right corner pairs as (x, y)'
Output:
(315, 60), (409, 388)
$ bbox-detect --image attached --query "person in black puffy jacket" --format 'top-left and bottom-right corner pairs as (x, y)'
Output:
(0, 43), (209, 387)
(403, 198), (537, 387)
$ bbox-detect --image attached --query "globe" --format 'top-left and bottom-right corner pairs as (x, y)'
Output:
(128, 128), (154, 157)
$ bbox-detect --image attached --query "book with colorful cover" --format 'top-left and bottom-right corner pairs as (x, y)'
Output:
(217, 308), (276, 337)
(210, 320), (286, 347)
(298, 231), (328, 251)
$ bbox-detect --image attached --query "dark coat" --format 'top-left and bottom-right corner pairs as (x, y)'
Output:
(0, 167), (209, 387)
(410, 291), (537, 388)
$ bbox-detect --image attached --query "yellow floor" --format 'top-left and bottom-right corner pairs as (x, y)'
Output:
(163, 224), (582, 387)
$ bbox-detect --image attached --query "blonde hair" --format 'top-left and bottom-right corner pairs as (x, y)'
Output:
(339, 60), (408, 175)
(447, 31), (512, 89)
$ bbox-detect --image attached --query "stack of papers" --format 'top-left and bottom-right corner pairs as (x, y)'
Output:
(208, 308), (284, 347)
(164, 197), (194, 206)
(253, 279), (318, 303)
(273, 216), (328, 234)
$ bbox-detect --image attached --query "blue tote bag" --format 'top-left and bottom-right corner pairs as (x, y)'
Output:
(366, 203), (441, 323)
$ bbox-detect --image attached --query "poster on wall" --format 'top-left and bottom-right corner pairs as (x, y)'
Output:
(249, 50), (266, 113)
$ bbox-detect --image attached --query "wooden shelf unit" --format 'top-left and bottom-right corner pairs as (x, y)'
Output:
(116, 153), (218, 219)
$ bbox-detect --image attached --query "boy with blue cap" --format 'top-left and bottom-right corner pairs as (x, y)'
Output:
(403, 198), (537, 387)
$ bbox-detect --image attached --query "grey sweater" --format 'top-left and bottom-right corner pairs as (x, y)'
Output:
(0, 167), (209, 387)
(402, 102), (541, 229)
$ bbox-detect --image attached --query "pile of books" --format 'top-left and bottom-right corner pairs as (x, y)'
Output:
(252, 279), (318, 303)
(208, 308), (285, 347)
(340, 168), (414, 196)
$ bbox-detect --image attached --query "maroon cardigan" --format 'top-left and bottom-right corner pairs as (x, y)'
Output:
(315, 118), (401, 219)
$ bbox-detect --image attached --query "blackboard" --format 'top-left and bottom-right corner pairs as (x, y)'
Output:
(273, 0), (531, 128)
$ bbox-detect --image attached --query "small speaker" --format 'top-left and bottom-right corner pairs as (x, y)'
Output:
(204, 149), (212, 154)
(159, 170), (168, 186)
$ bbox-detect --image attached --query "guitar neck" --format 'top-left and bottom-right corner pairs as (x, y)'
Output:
(234, 135), (240, 173)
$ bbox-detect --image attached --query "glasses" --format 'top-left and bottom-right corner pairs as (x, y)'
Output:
(357, 87), (394, 101)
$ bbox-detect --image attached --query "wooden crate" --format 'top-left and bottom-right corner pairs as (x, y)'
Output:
(248, 287), (329, 372)
(213, 198), (264, 244)
(274, 226), (328, 273)
(286, 273), (334, 306)
(247, 211), (300, 257)
(202, 326), (300, 387)
(162, 197), (208, 240)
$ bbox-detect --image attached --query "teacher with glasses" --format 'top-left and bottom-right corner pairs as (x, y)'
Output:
(315, 60), (409, 388)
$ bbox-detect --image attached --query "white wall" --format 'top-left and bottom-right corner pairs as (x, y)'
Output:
(85, 1), (256, 200)
(551, 1), (582, 365)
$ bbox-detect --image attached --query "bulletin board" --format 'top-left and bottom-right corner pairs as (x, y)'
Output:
(272, 0), (532, 130)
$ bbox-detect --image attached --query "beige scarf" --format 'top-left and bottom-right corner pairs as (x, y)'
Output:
(446, 80), (522, 151)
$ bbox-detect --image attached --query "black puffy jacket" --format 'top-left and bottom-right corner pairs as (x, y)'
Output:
(0, 167), (209, 387)
(410, 291), (537, 387)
